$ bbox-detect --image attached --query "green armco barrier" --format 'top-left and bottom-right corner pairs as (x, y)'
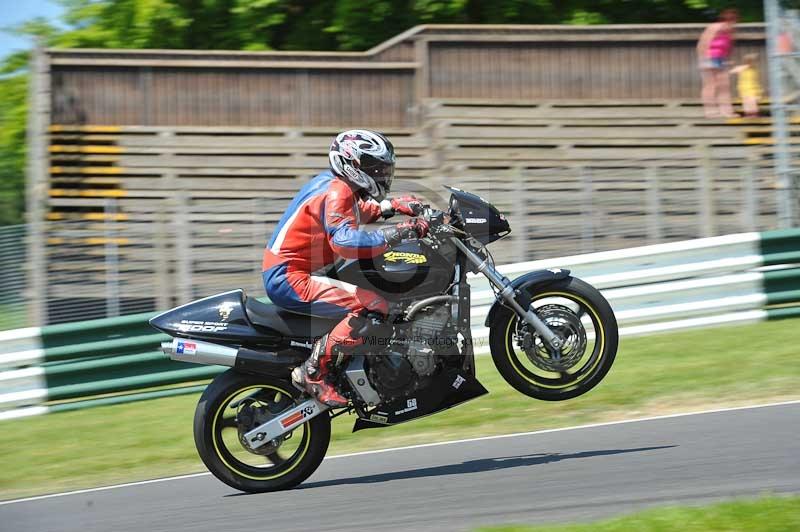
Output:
(48, 384), (209, 413)
(47, 384), (209, 414)
(760, 229), (800, 267)
(760, 229), (800, 314)
(47, 365), (225, 401)
(42, 351), (213, 390)
(40, 333), (170, 363)
(4, 305), (231, 411)
(762, 251), (800, 266)
(40, 312), (158, 352)
(763, 268), (800, 303)
(45, 351), (171, 376)
(767, 289), (800, 306)
(766, 306), (800, 320)
(760, 228), (800, 256)
(2, 228), (800, 420)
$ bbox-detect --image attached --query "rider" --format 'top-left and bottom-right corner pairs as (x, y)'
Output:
(262, 129), (429, 407)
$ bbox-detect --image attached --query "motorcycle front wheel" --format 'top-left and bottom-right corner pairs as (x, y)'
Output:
(194, 369), (330, 492)
(489, 276), (618, 401)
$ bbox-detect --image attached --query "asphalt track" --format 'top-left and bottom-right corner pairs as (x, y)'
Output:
(2, 402), (799, 532)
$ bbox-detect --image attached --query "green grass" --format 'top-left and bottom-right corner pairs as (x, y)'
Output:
(1, 318), (800, 500)
(477, 495), (800, 532)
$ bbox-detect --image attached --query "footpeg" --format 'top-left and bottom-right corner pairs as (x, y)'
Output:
(290, 366), (305, 392)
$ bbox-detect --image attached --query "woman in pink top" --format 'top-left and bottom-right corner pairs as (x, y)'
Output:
(697, 9), (738, 118)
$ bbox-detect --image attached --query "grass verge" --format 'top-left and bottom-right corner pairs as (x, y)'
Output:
(1, 318), (799, 500)
(477, 495), (800, 532)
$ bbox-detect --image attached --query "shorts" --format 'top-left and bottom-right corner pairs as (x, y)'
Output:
(705, 57), (726, 70)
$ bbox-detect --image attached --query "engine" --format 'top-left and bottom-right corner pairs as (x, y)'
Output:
(366, 304), (457, 402)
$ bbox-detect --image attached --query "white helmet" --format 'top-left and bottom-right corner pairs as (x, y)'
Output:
(329, 129), (396, 201)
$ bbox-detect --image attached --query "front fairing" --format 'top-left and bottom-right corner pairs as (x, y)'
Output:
(445, 186), (511, 244)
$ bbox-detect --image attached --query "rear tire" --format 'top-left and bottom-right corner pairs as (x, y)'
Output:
(194, 369), (330, 492)
(489, 277), (618, 401)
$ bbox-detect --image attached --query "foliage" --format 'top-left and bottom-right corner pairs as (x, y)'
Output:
(0, 74), (28, 226)
(16, 1), (765, 54)
(0, 0), (769, 225)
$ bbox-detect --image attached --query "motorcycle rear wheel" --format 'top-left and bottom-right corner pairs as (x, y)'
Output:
(489, 276), (618, 401)
(194, 369), (330, 492)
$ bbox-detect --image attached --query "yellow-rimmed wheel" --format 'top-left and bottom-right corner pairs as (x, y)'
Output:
(489, 277), (618, 401)
(193, 370), (330, 493)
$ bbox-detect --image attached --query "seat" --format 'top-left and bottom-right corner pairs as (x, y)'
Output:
(244, 297), (340, 339)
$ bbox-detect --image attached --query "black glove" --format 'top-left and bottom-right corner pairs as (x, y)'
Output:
(381, 217), (430, 246)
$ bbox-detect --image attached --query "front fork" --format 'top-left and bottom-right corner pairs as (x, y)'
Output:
(450, 238), (564, 354)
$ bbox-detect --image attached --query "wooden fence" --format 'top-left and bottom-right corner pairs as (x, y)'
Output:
(46, 23), (767, 127)
(38, 99), (781, 320)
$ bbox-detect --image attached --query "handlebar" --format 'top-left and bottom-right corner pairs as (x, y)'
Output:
(418, 205), (468, 239)
(420, 205), (443, 225)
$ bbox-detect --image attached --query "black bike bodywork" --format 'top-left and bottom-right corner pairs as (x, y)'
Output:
(151, 186), (618, 493)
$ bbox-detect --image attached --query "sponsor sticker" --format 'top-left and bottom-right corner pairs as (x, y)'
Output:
(465, 217), (487, 224)
(452, 375), (466, 389)
(177, 320), (228, 333)
(369, 414), (389, 424)
(383, 251), (427, 264)
(280, 405), (316, 428)
(176, 341), (197, 355)
(394, 398), (418, 415)
(290, 340), (314, 349)
(280, 411), (305, 428)
(218, 302), (236, 321)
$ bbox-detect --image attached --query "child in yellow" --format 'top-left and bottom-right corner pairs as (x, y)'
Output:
(731, 54), (763, 118)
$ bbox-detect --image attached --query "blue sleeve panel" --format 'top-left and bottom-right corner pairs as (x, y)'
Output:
(328, 222), (387, 254)
(323, 178), (388, 259)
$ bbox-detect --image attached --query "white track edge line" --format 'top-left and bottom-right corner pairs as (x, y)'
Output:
(2, 398), (798, 507)
(0, 472), (213, 507)
(325, 399), (800, 459)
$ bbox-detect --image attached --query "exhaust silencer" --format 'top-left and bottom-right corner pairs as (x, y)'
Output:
(161, 338), (309, 377)
(161, 338), (238, 366)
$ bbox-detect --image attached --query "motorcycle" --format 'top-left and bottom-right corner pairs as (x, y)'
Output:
(150, 186), (618, 493)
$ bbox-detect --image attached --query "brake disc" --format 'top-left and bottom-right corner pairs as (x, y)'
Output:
(236, 400), (287, 456)
(515, 304), (587, 372)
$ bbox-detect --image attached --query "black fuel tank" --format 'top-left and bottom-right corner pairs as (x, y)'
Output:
(334, 240), (456, 301)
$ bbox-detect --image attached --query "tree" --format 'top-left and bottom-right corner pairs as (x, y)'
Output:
(0, 74), (27, 226)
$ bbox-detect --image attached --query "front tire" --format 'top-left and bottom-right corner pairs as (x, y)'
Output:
(194, 369), (330, 492)
(489, 277), (618, 401)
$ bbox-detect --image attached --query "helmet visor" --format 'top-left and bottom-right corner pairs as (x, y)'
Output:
(360, 154), (395, 192)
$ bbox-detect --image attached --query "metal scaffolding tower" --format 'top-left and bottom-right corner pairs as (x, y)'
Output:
(766, 0), (800, 227)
